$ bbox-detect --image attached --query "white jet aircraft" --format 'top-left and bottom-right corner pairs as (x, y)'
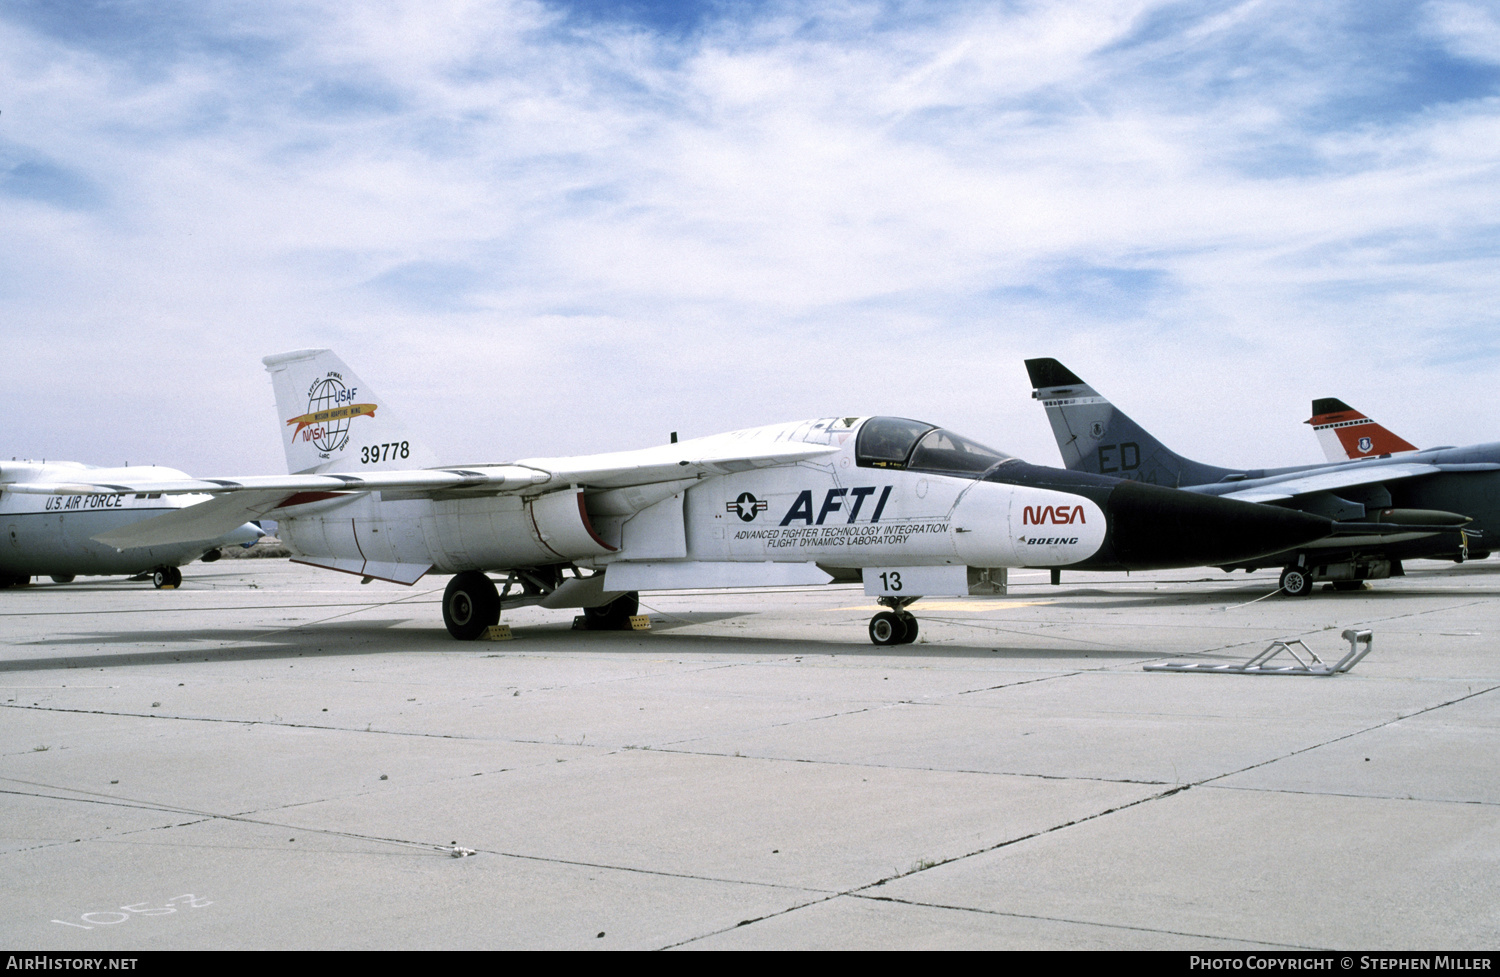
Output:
(7, 350), (1337, 643)
(0, 460), (264, 588)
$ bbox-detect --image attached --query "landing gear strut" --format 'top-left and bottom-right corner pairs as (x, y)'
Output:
(869, 597), (920, 646)
(443, 571), (500, 640)
(152, 567), (183, 590)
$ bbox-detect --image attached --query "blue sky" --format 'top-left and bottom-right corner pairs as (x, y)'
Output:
(4, 0), (1500, 475)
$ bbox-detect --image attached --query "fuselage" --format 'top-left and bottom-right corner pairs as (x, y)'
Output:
(0, 461), (262, 577)
(274, 416), (1329, 582)
(1177, 444), (1500, 559)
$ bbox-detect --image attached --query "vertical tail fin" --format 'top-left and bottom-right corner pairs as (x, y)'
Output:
(1305, 398), (1418, 462)
(262, 349), (437, 474)
(1024, 358), (1238, 488)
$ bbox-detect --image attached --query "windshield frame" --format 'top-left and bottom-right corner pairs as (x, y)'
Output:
(854, 417), (937, 470)
(905, 427), (1016, 476)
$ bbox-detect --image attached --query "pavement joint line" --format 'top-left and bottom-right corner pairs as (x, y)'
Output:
(679, 669), (1500, 942)
(0, 780), (493, 859)
(1193, 683), (1500, 790)
(621, 745), (1176, 787)
(844, 893), (1315, 950)
(1335, 597), (1494, 631)
(952, 670), (1108, 696)
(667, 782), (1191, 948)
(659, 893), (847, 948)
(0, 702), (535, 741)
(482, 848), (832, 894)
(1201, 782), (1500, 808)
(5, 772), (849, 896)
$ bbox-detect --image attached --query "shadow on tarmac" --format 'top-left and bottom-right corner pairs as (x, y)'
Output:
(0, 614), (1160, 671)
(0, 619), (458, 672)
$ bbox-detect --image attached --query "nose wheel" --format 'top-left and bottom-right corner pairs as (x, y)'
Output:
(869, 597), (920, 646)
(1278, 566), (1313, 597)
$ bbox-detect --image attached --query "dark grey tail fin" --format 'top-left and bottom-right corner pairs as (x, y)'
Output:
(1024, 358), (1237, 488)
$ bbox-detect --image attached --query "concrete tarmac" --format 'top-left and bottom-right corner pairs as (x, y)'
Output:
(1, 559), (1497, 950)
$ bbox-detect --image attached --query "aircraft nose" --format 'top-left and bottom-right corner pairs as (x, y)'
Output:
(1104, 481), (1332, 569)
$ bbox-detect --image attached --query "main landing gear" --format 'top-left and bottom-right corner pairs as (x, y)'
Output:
(579, 592), (639, 631)
(443, 570), (501, 640)
(152, 567), (183, 590)
(869, 596), (920, 646)
(441, 568), (642, 640)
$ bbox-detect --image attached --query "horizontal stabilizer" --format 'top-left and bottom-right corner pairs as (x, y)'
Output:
(92, 490), (292, 549)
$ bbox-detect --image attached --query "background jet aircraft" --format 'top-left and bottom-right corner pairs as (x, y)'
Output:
(10, 350), (1335, 644)
(0, 460), (264, 588)
(1025, 358), (1489, 596)
(1306, 398), (1419, 462)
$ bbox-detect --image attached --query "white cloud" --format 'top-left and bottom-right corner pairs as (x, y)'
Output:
(1424, 1), (1500, 65)
(1, 0), (1499, 476)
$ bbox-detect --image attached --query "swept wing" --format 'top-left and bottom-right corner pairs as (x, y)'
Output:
(5, 441), (841, 549)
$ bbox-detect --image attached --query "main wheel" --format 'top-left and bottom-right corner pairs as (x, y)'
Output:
(869, 611), (908, 646)
(0, 574), (28, 589)
(168, 567), (183, 588)
(443, 571), (500, 640)
(583, 592), (639, 630)
(50, 575), (75, 584)
(1279, 566), (1313, 597)
(152, 568), (173, 589)
(896, 612), (919, 645)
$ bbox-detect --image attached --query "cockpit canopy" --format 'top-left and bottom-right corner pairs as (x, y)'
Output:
(855, 417), (1015, 475)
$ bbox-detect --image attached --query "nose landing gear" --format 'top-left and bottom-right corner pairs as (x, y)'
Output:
(869, 596), (920, 646)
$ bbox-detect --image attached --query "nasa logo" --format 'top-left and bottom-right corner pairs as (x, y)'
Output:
(284, 372), (379, 455)
(726, 492), (768, 522)
(1358, 436), (1373, 452)
(1022, 505), (1086, 525)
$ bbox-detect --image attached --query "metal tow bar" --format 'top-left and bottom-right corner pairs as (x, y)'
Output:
(1144, 629), (1374, 677)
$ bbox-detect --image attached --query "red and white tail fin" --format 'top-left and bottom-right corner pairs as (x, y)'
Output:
(1305, 398), (1418, 462)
